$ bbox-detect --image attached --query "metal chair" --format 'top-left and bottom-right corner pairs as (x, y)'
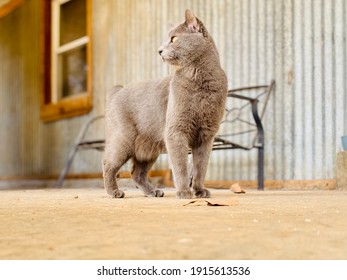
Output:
(211, 79), (276, 190)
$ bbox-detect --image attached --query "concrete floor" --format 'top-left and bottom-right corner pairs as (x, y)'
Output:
(0, 186), (346, 260)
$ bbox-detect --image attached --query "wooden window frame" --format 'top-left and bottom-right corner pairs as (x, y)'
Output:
(0, 0), (24, 18)
(41, 0), (93, 122)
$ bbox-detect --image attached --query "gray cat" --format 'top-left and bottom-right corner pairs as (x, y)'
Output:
(103, 10), (227, 199)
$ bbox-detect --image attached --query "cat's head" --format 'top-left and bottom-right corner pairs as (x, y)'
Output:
(158, 9), (212, 67)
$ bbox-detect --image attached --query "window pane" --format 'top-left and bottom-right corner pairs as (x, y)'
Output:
(60, 0), (86, 45)
(57, 45), (87, 99)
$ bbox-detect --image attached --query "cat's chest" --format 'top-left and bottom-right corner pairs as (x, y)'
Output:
(169, 76), (216, 106)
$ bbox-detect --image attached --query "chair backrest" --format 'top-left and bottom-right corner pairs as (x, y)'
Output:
(75, 115), (105, 147)
(79, 81), (275, 152)
(217, 80), (275, 149)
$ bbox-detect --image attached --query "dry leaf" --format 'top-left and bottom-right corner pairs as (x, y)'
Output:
(230, 183), (246, 194)
(205, 199), (239, 206)
(183, 199), (238, 207)
(183, 199), (207, 207)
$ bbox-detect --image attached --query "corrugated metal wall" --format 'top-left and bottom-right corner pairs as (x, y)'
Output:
(0, 0), (346, 181)
(0, 0), (43, 176)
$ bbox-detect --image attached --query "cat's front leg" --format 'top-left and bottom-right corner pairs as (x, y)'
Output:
(165, 132), (192, 199)
(190, 139), (214, 198)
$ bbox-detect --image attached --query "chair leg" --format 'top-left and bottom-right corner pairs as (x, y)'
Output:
(55, 116), (105, 187)
(258, 146), (264, 190)
(188, 160), (194, 188)
(56, 145), (79, 187)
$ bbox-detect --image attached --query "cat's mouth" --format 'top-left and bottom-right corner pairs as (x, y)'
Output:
(160, 54), (179, 66)
(164, 59), (179, 66)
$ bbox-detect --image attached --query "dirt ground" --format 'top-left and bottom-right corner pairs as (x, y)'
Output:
(0, 184), (346, 260)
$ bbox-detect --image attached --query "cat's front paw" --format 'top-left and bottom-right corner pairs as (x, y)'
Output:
(110, 189), (125, 198)
(194, 188), (211, 198)
(176, 189), (193, 199)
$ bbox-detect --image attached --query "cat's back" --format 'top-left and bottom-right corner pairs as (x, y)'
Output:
(108, 76), (170, 109)
(106, 76), (171, 134)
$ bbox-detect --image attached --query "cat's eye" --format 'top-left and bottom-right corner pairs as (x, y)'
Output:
(170, 36), (178, 43)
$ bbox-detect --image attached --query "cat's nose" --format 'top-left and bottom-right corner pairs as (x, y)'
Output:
(158, 47), (164, 56)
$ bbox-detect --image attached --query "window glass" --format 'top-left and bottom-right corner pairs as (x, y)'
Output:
(60, 0), (86, 45)
(58, 45), (87, 99)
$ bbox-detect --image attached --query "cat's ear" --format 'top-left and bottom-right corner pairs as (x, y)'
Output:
(185, 9), (200, 32)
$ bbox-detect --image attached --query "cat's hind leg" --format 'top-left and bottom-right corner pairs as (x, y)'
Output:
(131, 158), (164, 197)
(103, 140), (131, 198)
(103, 160), (128, 198)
